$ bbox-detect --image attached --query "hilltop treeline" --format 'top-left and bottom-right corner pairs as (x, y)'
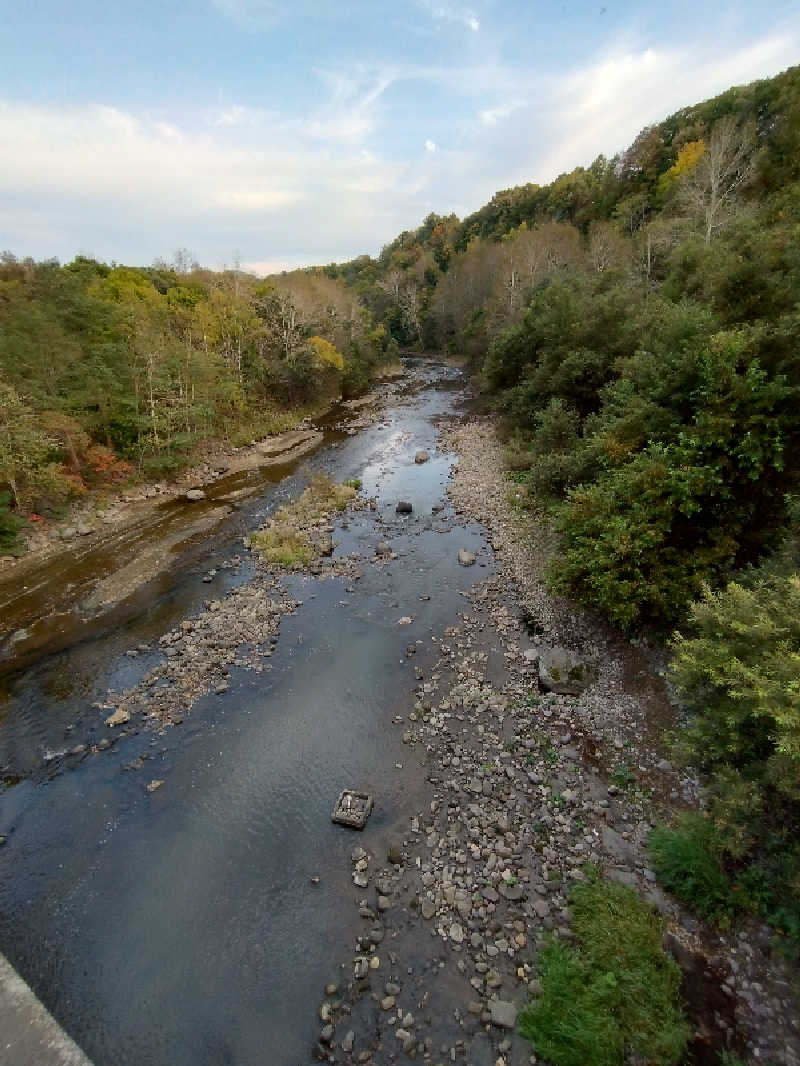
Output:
(0, 256), (393, 549)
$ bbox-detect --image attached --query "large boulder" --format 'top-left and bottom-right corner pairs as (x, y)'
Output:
(396, 501), (413, 514)
(414, 449), (430, 464)
(538, 645), (593, 695)
(185, 488), (206, 502)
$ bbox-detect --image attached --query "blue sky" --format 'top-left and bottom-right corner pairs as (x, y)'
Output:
(1, 1), (798, 272)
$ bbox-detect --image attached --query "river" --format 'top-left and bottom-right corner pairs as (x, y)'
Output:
(0, 359), (493, 1065)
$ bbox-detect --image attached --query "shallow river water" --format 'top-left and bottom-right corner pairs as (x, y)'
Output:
(0, 360), (494, 1065)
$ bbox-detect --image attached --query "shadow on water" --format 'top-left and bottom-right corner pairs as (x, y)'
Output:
(0, 359), (493, 1066)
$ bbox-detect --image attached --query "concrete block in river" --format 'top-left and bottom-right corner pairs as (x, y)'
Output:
(332, 789), (374, 829)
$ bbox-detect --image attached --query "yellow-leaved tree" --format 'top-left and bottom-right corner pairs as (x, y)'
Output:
(308, 336), (344, 371)
(657, 140), (706, 200)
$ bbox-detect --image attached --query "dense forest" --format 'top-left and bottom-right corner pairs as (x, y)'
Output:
(3, 63), (799, 953)
(0, 256), (394, 550)
(325, 63), (800, 956)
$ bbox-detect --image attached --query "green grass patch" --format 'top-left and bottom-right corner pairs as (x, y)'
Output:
(249, 474), (357, 568)
(519, 876), (689, 1066)
(610, 761), (636, 790)
(649, 812), (800, 957)
(248, 528), (314, 567)
(649, 814), (737, 925)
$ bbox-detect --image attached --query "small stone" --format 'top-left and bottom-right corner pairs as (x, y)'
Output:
(499, 883), (525, 902)
(396, 501), (413, 514)
(488, 1000), (518, 1030)
(458, 550), (476, 567)
(421, 899), (436, 920)
(414, 450), (430, 464)
(185, 488), (206, 501)
(105, 708), (130, 727)
(146, 779), (164, 793)
(656, 759), (673, 773)
(449, 922), (465, 944)
(381, 996), (396, 1010)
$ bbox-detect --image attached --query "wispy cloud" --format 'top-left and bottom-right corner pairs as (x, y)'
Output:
(423, 1), (480, 32)
(478, 101), (522, 127)
(304, 68), (394, 143)
(3, 10), (800, 268)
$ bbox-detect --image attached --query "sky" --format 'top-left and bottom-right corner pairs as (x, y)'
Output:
(1, 1), (798, 273)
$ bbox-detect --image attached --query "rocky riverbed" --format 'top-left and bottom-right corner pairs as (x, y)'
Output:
(1, 364), (797, 1066)
(308, 420), (800, 1066)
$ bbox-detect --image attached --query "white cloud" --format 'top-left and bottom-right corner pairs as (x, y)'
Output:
(303, 69), (393, 143)
(524, 31), (800, 185)
(0, 98), (407, 265)
(478, 101), (520, 126)
(425, 2), (480, 32)
(3, 19), (800, 268)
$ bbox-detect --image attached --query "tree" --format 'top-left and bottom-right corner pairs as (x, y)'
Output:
(0, 383), (56, 508)
(587, 221), (629, 274)
(678, 116), (756, 243)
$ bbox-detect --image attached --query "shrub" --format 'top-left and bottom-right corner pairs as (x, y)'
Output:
(552, 333), (798, 631)
(649, 814), (737, 923)
(550, 447), (736, 630)
(519, 876), (689, 1066)
(671, 573), (800, 801)
(0, 491), (28, 555)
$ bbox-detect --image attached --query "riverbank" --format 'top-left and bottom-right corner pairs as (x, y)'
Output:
(0, 366), (411, 582)
(1, 363), (796, 1066)
(0, 378), (404, 658)
(311, 418), (799, 1066)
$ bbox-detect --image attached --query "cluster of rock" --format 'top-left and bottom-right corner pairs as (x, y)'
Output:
(314, 418), (799, 1065)
(102, 577), (300, 728)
